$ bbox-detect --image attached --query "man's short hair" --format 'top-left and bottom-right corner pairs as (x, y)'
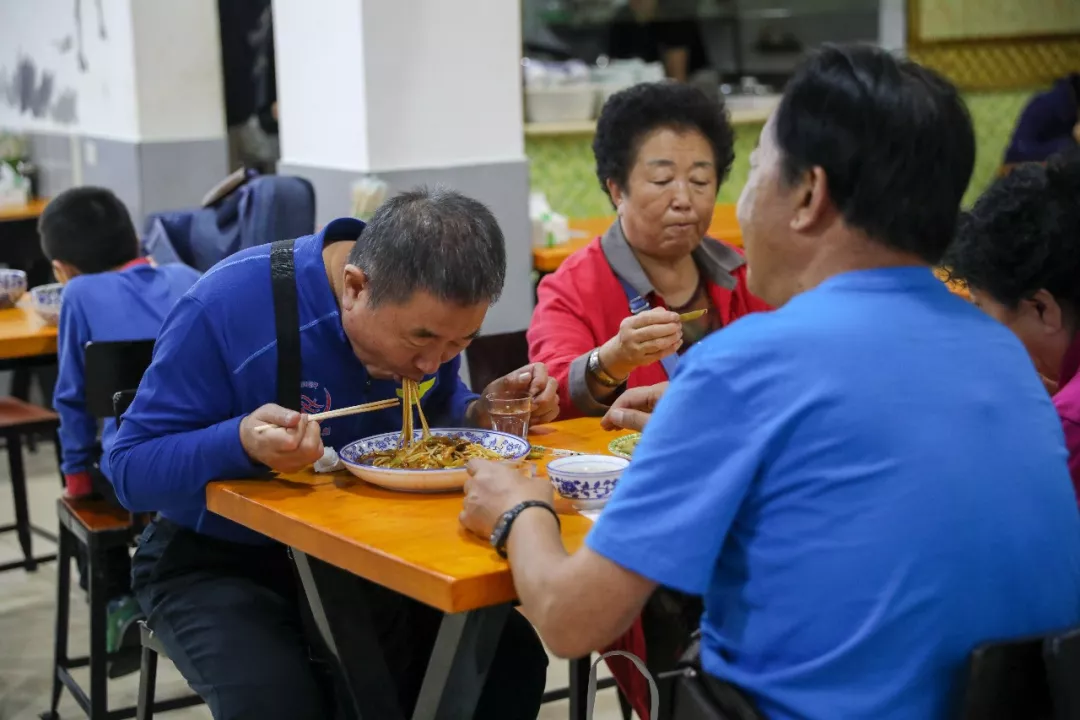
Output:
(775, 44), (975, 264)
(39, 186), (140, 274)
(347, 186), (507, 307)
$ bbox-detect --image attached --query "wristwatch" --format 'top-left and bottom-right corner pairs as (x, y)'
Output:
(490, 500), (561, 558)
(588, 349), (625, 388)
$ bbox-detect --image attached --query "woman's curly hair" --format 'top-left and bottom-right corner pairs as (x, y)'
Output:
(944, 149), (1080, 312)
(593, 82), (735, 203)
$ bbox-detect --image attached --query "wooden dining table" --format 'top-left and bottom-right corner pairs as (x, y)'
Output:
(0, 197), (49, 223)
(0, 300), (58, 366)
(206, 416), (631, 720)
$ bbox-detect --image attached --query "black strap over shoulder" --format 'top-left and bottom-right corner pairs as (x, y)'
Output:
(270, 239), (302, 412)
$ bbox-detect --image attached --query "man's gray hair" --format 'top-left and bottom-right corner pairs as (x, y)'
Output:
(347, 186), (507, 306)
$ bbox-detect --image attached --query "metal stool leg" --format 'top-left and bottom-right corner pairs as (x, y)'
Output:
(40, 524), (73, 720)
(136, 641), (158, 720)
(7, 431), (36, 571)
(569, 656), (591, 720)
(88, 537), (109, 719)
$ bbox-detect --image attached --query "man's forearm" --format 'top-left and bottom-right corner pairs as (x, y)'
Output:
(506, 509), (577, 651)
(505, 510), (644, 658)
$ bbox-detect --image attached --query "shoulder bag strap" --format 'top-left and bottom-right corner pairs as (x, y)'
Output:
(270, 238), (302, 411)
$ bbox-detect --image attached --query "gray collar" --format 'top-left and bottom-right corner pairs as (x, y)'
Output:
(599, 220), (745, 295)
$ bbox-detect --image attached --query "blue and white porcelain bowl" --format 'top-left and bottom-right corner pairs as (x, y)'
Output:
(339, 428), (531, 493)
(30, 283), (63, 326)
(547, 454), (630, 510)
(0, 269), (27, 309)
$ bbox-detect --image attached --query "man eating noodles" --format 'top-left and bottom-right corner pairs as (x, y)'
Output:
(460, 45), (1080, 720)
(109, 188), (556, 719)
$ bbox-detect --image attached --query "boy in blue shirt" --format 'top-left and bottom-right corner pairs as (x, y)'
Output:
(461, 45), (1080, 720)
(40, 187), (199, 666)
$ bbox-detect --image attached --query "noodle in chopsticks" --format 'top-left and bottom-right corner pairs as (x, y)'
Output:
(360, 378), (504, 469)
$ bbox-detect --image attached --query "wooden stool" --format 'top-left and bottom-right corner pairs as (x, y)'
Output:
(42, 497), (140, 720)
(136, 621), (205, 720)
(0, 396), (59, 573)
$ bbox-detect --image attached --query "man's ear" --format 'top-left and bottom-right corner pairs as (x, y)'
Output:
(790, 166), (832, 234)
(342, 264), (368, 311)
(52, 260), (76, 285)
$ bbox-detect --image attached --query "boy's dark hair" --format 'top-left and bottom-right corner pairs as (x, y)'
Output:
(39, 187), (140, 274)
(774, 44), (975, 264)
(944, 149), (1080, 314)
(593, 81), (736, 202)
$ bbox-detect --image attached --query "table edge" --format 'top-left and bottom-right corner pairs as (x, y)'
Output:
(206, 483), (519, 614)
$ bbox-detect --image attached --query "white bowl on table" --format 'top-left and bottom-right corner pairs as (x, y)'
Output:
(338, 428), (531, 493)
(548, 454), (629, 510)
(30, 282), (63, 326)
(0, 268), (27, 309)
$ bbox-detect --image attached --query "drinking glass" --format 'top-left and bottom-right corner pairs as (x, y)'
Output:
(486, 392), (531, 438)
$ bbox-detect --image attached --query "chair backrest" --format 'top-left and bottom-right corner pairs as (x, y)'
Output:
(464, 331), (529, 395)
(1044, 626), (1080, 720)
(957, 625), (1080, 720)
(84, 341), (156, 420)
(141, 174), (316, 272)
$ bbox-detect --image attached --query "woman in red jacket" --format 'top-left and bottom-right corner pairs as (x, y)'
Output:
(528, 82), (768, 421)
(528, 82), (768, 719)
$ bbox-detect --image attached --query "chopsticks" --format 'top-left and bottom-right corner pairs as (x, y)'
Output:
(679, 309), (708, 322)
(253, 398), (400, 432)
(528, 445), (584, 459)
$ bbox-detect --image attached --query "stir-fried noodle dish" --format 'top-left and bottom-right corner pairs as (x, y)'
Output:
(358, 379), (504, 469)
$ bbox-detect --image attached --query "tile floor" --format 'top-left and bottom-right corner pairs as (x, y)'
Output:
(0, 441), (629, 720)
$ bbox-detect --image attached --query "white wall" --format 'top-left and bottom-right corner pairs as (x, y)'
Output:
(879, 0), (907, 54)
(0, 0), (140, 140)
(274, 0), (525, 174)
(0, 0), (224, 143)
(273, 0), (370, 171)
(361, 0), (525, 172)
(131, 0), (226, 142)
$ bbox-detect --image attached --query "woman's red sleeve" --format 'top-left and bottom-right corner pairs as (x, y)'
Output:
(528, 265), (601, 421)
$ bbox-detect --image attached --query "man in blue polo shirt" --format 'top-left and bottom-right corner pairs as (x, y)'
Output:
(460, 45), (1080, 720)
(110, 188), (557, 719)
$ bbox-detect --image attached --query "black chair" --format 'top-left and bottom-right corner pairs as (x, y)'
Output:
(465, 331), (529, 394)
(44, 340), (201, 719)
(959, 624), (1080, 720)
(137, 620), (204, 720)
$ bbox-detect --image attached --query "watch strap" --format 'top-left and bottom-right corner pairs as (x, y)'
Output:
(589, 350), (624, 388)
(492, 500), (560, 558)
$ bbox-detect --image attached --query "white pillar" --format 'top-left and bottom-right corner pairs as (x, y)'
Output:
(0, 0), (227, 223)
(879, 0), (907, 54)
(274, 0), (531, 335)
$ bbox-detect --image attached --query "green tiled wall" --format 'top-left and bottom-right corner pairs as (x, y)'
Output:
(526, 90), (1033, 218)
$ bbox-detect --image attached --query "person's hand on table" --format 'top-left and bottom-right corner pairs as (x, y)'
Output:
(473, 362), (560, 427)
(239, 403), (324, 473)
(601, 382), (669, 432)
(460, 459), (554, 538)
(597, 308), (683, 381)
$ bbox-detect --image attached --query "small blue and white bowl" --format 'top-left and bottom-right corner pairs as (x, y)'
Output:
(339, 428), (531, 493)
(30, 283), (63, 326)
(548, 454), (630, 510)
(0, 269), (27, 309)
